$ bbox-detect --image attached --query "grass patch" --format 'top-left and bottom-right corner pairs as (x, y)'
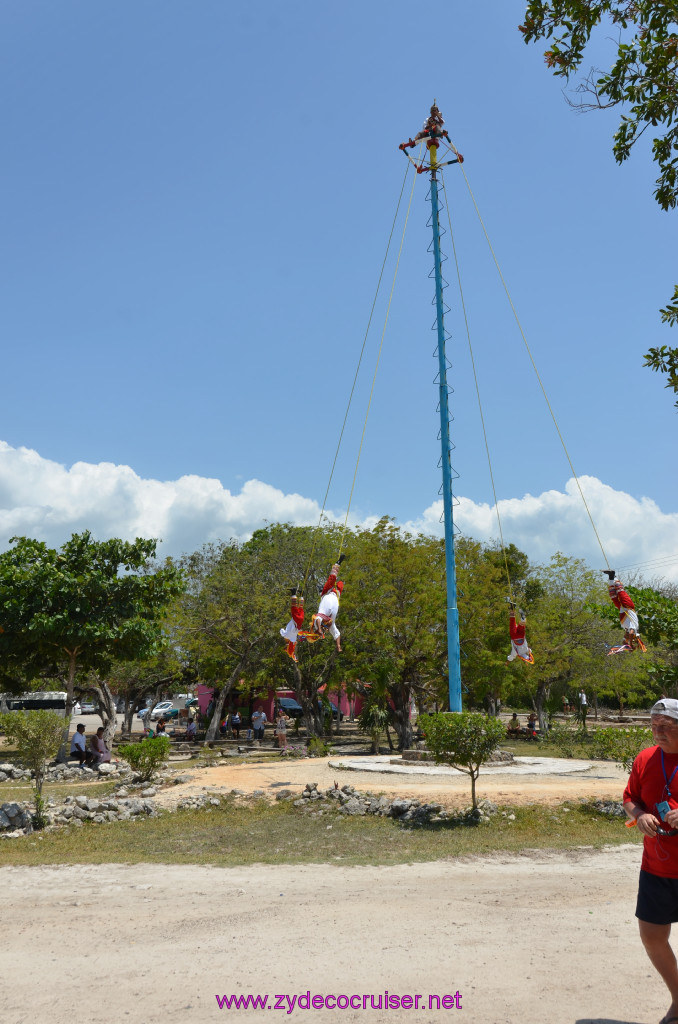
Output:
(0, 778), (120, 804)
(0, 798), (642, 868)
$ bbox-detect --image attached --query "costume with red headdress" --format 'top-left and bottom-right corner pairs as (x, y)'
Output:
(605, 572), (646, 654)
(311, 563), (344, 652)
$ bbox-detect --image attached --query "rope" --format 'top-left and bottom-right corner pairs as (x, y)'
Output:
(454, 159), (610, 570)
(338, 154), (420, 556)
(440, 170), (514, 602)
(299, 156), (417, 590)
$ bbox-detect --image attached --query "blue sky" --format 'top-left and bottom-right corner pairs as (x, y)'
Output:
(0, 1), (676, 582)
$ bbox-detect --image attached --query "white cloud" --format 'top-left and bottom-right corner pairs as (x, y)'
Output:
(0, 442), (323, 556)
(404, 475), (678, 584)
(0, 443), (676, 584)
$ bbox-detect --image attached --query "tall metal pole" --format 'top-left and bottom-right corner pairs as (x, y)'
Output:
(400, 104), (462, 712)
(428, 144), (462, 712)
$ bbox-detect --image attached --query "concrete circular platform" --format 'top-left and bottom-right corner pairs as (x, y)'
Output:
(327, 754), (593, 777)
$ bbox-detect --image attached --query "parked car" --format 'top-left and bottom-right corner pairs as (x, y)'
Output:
(277, 697), (304, 719)
(164, 708), (180, 720)
(149, 700), (175, 721)
(185, 697), (199, 710)
(79, 700), (97, 715)
(319, 699), (343, 721)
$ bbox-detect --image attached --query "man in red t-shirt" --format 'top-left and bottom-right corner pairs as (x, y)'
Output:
(624, 698), (678, 1024)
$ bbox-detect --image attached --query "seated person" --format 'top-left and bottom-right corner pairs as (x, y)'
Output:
(70, 722), (92, 767)
(506, 713), (521, 736)
(185, 718), (197, 741)
(155, 718), (168, 736)
(89, 727), (112, 765)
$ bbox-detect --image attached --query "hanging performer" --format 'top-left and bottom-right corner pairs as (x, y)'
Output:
(506, 603), (534, 665)
(311, 557), (345, 653)
(279, 592), (305, 663)
(604, 570), (646, 654)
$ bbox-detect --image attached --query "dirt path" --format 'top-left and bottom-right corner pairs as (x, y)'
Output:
(0, 848), (657, 1024)
(156, 755), (629, 809)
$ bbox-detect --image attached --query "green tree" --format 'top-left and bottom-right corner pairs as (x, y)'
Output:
(520, 1), (678, 402)
(0, 710), (64, 827)
(527, 553), (609, 729)
(420, 711), (505, 809)
(345, 519), (447, 750)
(0, 532), (184, 755)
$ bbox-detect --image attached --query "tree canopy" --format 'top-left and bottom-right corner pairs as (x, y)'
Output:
(0, 532), (184, 714)
(520, 1), (678, 403)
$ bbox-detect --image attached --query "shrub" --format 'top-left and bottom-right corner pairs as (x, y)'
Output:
(0, 710), (65, 829)
(118, 735), (170, 782)
(547, 721), (588, 758)
(420, 712), (505, 809)
(307, 737), (332, 757)
(589, 726), (653, 773)
(357, 703), (389, 754)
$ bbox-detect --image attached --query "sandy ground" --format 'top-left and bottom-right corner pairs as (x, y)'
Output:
(2, 756), (658, 1024)
(0, 848), (665, 1024)
(154, 754), (631, 810)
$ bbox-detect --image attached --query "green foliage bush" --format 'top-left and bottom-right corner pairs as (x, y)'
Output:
(0, 710), (65, 829)
(118, 735), (170, 782)
(420, 712), (505, 808)
(547, 722), (588, 758)
(589, 726), (653, 773)
(307, 737), (332, 758)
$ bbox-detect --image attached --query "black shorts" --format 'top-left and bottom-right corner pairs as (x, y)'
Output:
(636, 869), (678, 925)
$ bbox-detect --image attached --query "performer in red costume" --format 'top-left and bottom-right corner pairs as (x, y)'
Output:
(506, 603), (534, 665)
(311, 557), (345, 653)
(279, 593), (305, 663)
(604, 570), (646, 654)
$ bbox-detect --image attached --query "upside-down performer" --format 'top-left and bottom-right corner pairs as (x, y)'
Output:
(279, 592), (305, 663)
(506, 603), (534, 665)
(604, 570), (646, 655)
(311, 558), (345, 653)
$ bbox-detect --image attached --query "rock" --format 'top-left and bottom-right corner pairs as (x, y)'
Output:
(75, 796), (89, 809)
(116, 788), (129, 797)
(0, 763), (13, 773)
(293, 799), (306, 807)
(97, 763), (117, 775)
(340, 798), (365, 816)
(141, 788), (157, 798)
(0, 772), (8, 783)
(275, 789), (292, 800)
(86, 800), (102, 813)
(389, 799), (412, 817)
(72, 806), (89, 820)
(252, 790), (265, 797)
(0, 809), (12, 829)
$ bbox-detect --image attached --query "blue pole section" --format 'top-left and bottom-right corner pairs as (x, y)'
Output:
(429, 152), (462, 712)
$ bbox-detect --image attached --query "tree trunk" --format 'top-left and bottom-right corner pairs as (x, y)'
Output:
(123, 701), (136, 737)
(204, 662), (245, 743)
(470, 770), (477, 810)
(56, 651), (79, 763)
(533, 680), (551, 734)
(89, 678), (117, 749)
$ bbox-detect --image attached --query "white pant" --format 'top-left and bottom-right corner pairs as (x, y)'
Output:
(507, 639), (531, 662)
(280, 619), (299, 643)
(620, 608), (639, 632)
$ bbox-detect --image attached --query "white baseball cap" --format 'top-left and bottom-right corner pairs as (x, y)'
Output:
(651, 699), (678, 721)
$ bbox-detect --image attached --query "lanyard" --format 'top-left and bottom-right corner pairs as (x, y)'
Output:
(661, 749), (678, 799)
